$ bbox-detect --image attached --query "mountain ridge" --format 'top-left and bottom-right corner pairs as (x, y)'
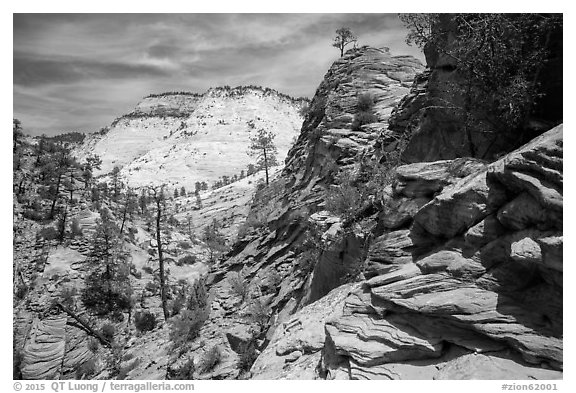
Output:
(75, 85), (308, 191)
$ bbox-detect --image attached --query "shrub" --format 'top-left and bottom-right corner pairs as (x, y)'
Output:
(298, 103), (309, 118)
(145, 281), (159, 294)
(36, 226), (59, 241)
(325, 183), (362, 220)
(169, 278), (209, 347)
(107, 343), (124, 376)
(169, 309), (207, 345)
(15, 284), (28, 300)
(178, 241), (192, 250)
(101, 323), (115, 343)
(58, 287), (77, 309)
(71, 218), (83, 238)
(197, 346), (221, 374)
(23, 209), (44, 221)
(75, 358), (97, 379)
(175, 357), (195, 379)
(177, 255), (197, 266)
(117, 358), (141, 380)
(357, 92), (374, 111)
(87, 337), (99, 353)
(171, 296), (184, 316)
(245, 296), (270, 331)
(134, 311), (157, 333)
(227, 271), (249, 302)
(351, 111), (378, 131)
(264, 269), (282, 294)
(360, 162), (398, 202)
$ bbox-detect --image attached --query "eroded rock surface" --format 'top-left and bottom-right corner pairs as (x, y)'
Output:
(251, 125), (563, 379)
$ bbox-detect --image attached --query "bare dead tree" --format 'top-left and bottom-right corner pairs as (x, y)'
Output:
(148, 185), (169, 321)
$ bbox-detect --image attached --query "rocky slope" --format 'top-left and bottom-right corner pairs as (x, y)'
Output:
(75, 87), (307, 190)
(253, 125), (563, 379)
(14, 41), (562, 381)
(197, 46), (562, 380)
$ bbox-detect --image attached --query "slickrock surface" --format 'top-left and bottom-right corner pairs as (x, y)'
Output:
(250, 125), (562, 379)
(21, 317), (67, 379)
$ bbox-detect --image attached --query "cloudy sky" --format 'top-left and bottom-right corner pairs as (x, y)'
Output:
(13, 14), (424, 136)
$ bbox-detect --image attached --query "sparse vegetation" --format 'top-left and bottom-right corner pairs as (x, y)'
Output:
(36, 226), (59, 241)
(400, 13), (562, 153)
(71, 218), (83, 238)
(134, 311), (157, 333)
(172, 357), (196, 379)
(117, 358), (141, 380)
(15, 283), (28, 300)
(245, 296), (270, 331)
(176, 255), (197, 266)
(325, 171), (363, 221)
(227, 271), (249, 302)
(87, 337), (99, 353)
(352, 92), (378, 131)
(75, 358), (97, 379)
(197, 345), (222, 374)
(101, 323), (115, 343)
(202, 219), (227, 264)
(169, 277), (209, 347)
(58, 287), (77, 309)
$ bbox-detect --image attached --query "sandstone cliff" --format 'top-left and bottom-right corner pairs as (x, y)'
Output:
(200, 46), (562, 380)
(75, 87), (307, 190)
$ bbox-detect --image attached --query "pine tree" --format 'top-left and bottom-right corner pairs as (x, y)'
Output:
(110, 166), (122, 201)
(81, 209), (132, 316)
(148, 185), (170, 321)
(332, 27), (357, 57)
(202, 219), (226, 264)
(247, 129), (278, 185)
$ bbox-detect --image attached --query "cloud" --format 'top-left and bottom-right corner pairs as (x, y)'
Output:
(14, 53), (172, 87)
(13, 13), (424, 136)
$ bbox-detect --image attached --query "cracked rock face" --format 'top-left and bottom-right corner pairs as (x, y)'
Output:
(250, 125), (563, 380)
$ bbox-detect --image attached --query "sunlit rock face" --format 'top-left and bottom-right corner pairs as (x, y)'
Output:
(75, 87), (308, 190)
(252, 125), (562, 380)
